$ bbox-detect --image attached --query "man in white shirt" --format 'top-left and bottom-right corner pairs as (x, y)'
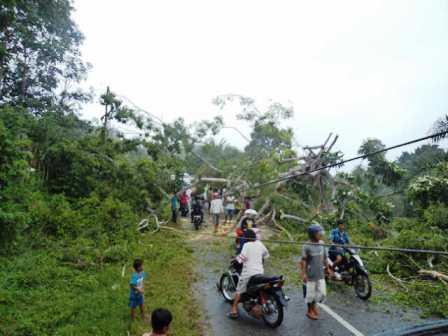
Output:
(210, 194), (224, 233)
(228, 229), (270, 319)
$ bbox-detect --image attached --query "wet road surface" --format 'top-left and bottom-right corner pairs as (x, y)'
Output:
(189, 222), (427, 336)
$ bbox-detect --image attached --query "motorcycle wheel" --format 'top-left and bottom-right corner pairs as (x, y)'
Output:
(354, 273), (372, 300)
(262, 293), (284, 328)
(219, 273), (237, 303)
(194, 221), (199, 230)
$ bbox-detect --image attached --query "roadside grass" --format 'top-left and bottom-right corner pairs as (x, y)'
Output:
(0, 230), (202, 336)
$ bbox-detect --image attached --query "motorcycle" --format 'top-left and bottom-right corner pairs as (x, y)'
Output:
(218, 259), (288, 328)
(192, 214), (202, 230)
(328, 247), (372, 300)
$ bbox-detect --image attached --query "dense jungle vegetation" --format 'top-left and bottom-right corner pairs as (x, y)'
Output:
(0, 1), (447, 335)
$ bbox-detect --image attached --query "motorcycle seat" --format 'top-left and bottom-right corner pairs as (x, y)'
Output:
(248, 274), (282, 287)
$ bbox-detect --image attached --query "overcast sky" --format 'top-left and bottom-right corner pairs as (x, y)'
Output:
(73, 0), (448, 165)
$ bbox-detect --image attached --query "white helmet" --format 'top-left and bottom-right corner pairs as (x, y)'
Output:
(244, 209), (258, 218)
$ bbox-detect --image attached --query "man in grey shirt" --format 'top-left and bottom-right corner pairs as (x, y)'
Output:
(299, 224), (332, 320)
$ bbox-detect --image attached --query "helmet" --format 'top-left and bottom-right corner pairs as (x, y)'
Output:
(244, 209), (258, 218)
(307, 223), (324, 239)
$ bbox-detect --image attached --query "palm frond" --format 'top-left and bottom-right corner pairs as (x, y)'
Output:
(431, 115), (448, 142)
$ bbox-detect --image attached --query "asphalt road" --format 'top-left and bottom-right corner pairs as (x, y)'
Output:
(189, 222), (428, 336)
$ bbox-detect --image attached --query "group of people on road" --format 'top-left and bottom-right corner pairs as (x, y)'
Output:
(229, 216), (351, 321)
(149, 188), (353, 331)
(170, 187), (254, 233)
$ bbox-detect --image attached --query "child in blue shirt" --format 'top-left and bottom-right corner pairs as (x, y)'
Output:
(129, 259), (146, 320)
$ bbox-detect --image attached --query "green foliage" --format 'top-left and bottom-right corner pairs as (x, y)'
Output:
(408, 174), (448, 208)
(392, 281), (448, 318)
(423, 203), (448, 231)
(0, 107), (33, 249)
(367, 215), (447, 275)
(213, 94), (294, 158)
(358, 138), (405, 186)
(43, 138), (113, 198)
(0, 0), (90, 112)
(99, 87), (145, 143)
(2, 0), (448, 325)
(28, 193), (79, 237)
(245, 121), (293, 158)
(398, 144), (447, 180)
(189, 139), (244, 177)
(0, 231), (202, 335)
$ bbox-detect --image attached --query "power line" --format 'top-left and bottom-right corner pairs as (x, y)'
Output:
(221, 126), (251, 143)
(157, 226), (448, 256)
(118, 94), (164, 125)
(253, 130), (448, 189)
(260, 238), (448, 256)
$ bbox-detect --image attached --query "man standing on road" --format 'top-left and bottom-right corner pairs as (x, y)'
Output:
(228, 229), (269, 319)
(210, 193), (224, 233)
(300, 224), (332, 320)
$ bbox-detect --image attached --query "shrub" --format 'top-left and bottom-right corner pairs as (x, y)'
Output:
(424, 203), (448, 231)
(28, 193), (81, 237)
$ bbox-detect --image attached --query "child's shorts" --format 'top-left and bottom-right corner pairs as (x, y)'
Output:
(305, 279), (327, 304)
(129, 293), (144, 308)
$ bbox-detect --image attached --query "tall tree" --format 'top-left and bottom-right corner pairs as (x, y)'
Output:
(0, 0), (89, 113)
(358, 138), (404, 187)
(213, 94), (294, 159)
(398, 144), (447, 179)
(99, 87), (143, 143)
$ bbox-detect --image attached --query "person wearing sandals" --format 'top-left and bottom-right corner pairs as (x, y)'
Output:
(299, 224), (333, 320)
(228, 229), (269, 319)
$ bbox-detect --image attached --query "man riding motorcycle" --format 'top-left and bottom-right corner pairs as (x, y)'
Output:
(190, 196), (204, 225)
(228, 228), (270, 319)
(329, 219), (351, 279)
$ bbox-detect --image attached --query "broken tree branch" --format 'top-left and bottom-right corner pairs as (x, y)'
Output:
(418, 270), (448, 284)
(272, 218), (293, 241)
(427, 256), (434, 269)
(386, 264), (408, 289)
(256, 198), (271, 219)
(279, 210), (306, 223)
(258, 210), (273, 225)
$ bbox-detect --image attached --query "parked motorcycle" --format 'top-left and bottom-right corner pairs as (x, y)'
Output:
(328, 247), (372, 300)
(192, 214), (202, 230)
(218, 259), (288, 328)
